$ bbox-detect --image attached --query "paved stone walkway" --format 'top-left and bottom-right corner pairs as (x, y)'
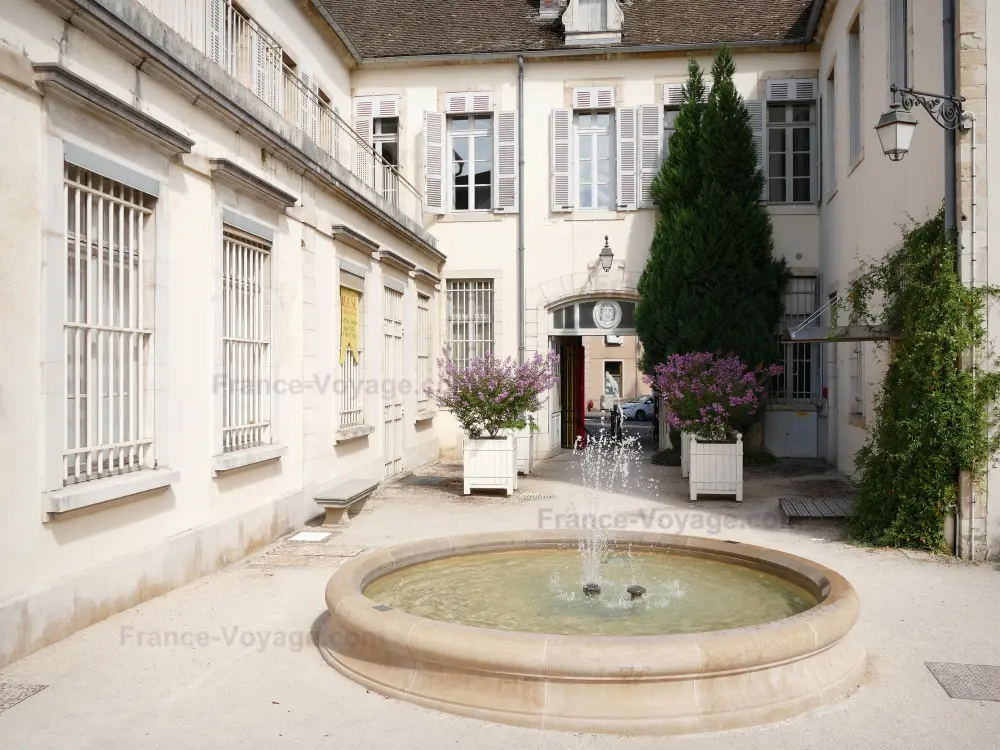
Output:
(2, 452), (999, 748)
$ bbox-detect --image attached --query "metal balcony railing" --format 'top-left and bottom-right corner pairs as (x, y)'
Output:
(134, 0), (423, 224)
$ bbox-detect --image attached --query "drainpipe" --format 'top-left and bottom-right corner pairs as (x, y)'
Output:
(517, 55), (526, 364)
(943, 0), (958, 236)
(968, 112), (978, 559)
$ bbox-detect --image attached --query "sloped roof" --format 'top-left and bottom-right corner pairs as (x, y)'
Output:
(313, 0), (818, 60)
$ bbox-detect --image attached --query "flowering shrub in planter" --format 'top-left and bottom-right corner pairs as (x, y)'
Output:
(647, 352), (780, 441)
(428, 350), (559, 494)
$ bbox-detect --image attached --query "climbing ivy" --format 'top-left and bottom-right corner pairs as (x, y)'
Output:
(834, 209), (1000, 550)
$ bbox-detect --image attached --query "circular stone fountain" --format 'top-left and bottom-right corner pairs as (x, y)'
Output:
(320, 530), (864, 735)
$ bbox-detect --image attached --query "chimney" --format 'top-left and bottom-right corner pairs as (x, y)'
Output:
(539, 0), (562, 21)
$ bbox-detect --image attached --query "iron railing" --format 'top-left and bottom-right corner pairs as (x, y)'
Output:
(135, 0), (423, 224)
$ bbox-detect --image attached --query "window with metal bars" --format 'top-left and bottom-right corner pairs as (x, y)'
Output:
(849, 342), (865, 417)
(417, 293), (432, 411)
(772, 276), (821, 405)
(446, 280), (493, 371)
(222, 228), (272, 452)
(64, 164), (155, 485)
(340, 287), (365, 428)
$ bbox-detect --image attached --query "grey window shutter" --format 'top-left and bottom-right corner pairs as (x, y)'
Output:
(424, 111), (446, 215)
(616, 106), (637, 211)
(207, 0), (224, 65)
(637, 104), (663, 208)
(550, 108), (573, 212)
(494, 111), (518, 213)
(746, 99), (767, 201)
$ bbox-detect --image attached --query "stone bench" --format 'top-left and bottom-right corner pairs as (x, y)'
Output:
(314, 478), (379, 526)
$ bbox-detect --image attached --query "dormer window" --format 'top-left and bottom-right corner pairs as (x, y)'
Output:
(562, 0), (623, 46)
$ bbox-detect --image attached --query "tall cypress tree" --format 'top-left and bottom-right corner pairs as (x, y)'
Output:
(635, 58), (708, 374)
(678, 47), (787, 369)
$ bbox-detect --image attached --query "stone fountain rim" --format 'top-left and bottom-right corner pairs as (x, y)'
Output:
(324, 530), (860, 679)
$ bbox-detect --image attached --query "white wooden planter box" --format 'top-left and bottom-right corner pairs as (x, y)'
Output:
(689, 433), (743, 502)
(516, 425), (534, 475)
(680, 431), (692, 478)
(464, 433), (518, 496)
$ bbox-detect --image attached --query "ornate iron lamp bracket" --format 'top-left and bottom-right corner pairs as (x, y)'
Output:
(891, 84), (969, 131)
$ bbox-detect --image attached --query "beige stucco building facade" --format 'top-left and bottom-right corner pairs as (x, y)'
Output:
(0, 0), (997, 668)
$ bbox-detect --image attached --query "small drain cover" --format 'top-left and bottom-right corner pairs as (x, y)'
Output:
(518, 493), (554, 500)
(0, 683), (47, 715)
(289, 531), (331, 542)
(372, 604), (392, 612)
(926, 662), (1000, 701)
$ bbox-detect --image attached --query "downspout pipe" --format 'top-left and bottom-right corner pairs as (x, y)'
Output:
(517, 55), (526, 364)
(968, 112), (978, 559)
(944, 0), (958, 236)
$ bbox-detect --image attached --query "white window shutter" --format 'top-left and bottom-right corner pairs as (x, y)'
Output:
(206, 0), (224, 65)
(494, 111), (518, 213)
(616, 106), (637, 211)
(664, 83), (685, 107)
(306, 77), (319, 142)
(354, 97), (375, 187)
(377, 96), (400, 118)
(550, 108), (573, 212)
(424, 111), (446, 215)
(573, 86), (615, 110)
(445, 92), (494, 114)
(766, 78), (818, 101)
(637, 104), (663, 208)
(746, 99), (767, 201)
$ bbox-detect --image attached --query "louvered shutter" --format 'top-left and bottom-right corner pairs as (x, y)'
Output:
(616, 106), (637, 211)
(550, 108), (573, 213)
(353, 97), (375, 188)
(445, 92), (494, 114)
(746, 99), (767, 201)
(252, 36), (279, 111)
(637, 104), (662, 208)
(494, 111), (518, 213)
(664, 84), (686, 107)
(424, 111), (446, 214)
(207, 0), (224, 65)
(299, 73), (318, 142)
(766, 78), (818, 102)
(573, 86), (615, 110)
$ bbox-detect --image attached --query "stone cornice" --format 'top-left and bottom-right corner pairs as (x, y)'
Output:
(379, 250), (417, 273)
(210, 159), (297, 210)
(410, 268), (441, 288)
(33, 62), (195, 156)
(332, 225), (379, 255)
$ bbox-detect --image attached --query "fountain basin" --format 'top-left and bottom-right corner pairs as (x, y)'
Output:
(320, 531), (864, 735)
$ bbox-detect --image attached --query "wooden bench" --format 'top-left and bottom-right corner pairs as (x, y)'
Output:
(779, 496), (853, 525)
(314, 478), (379, 526)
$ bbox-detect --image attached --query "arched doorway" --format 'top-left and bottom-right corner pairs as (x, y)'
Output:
(549, 297), (645, 449)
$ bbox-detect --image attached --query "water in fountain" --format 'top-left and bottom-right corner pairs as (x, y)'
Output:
(571, 374), (643, 596)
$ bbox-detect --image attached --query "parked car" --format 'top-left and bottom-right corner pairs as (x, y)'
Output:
(619, 395), (655, 421)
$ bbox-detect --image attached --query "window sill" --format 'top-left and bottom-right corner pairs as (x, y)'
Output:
(335, 424), (376, 444)
(414, 409), (437, 423)
(45, 468), (180, 517)
(848, 150), (865, 176)
(212, 444), (287, 475)
(565, 210), (628, 222)
(766, 204), (820, 216)
(766, 403), (819, 413)
(438, 212), (505, 223)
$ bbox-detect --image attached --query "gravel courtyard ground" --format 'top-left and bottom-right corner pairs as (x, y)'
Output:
(1, 451), (998, 748)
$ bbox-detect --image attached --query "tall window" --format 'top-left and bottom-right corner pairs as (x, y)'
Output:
(417, 293), (431, 412)
(768, 103), (816, 203)
(849, 342), (865, 417)
(446, 280), (493, 371)
(64, 165), (155, 485)
(823, 71), (836, 194)
(222, 228), (272, 452)
(773, 276), (821, 405)
(575, 111), (614, 210)
(848, 15), (863, 163)
(662, 106), (680, 162)
(449, 114), (492, 211)
(374, 117), (399, 205)
(340, 286), (364, 428)
(888, 0), (910, 102)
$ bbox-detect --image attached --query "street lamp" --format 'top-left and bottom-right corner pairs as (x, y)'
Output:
(876, 84), (969, 162)
(598, 236), (614, 272)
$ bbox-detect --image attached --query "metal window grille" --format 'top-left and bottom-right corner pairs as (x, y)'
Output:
(447, 280), (493, 371)
(773, 276), (821, 405)
(383, 286), (404, 478)
(849, 342), (865, 416)
(340, 289), (364, 428)
(222, 228), (271, 451)
(417, 293), (431, 411)
(64, 164), (154, 485)
(767, 102), (817, 203)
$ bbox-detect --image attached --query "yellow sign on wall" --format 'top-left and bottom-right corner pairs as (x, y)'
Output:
(340, 287), (359, 365)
